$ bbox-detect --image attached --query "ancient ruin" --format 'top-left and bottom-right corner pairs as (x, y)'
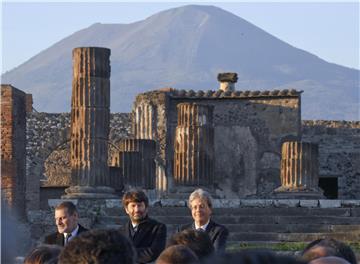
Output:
(274, 141), (324, 198)
(64, 47), (115, 198)
(174, 103), (214, 186)
(1, 47), (360, 250)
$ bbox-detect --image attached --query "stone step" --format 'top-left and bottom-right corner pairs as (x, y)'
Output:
(91, 223), (360, 243)
(96, 215), (360, 226)
(228, 232), (360, 242)
(102, 207), (354, 217)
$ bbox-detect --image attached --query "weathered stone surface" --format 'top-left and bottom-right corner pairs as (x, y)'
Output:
(212, 199), (241, 208)
(240, 199), (274, 207)
(302, 120), (360, 199)
(116, 139), (156, 189)
(160, 199), (187, 207)
(174, 103), (214, 186)
(319, 199), (341, 208)
(48, 199), (78, 208)
(217, 72), (238, 83)
(1, 85), (27, 217)
(69, 47), (111, 189)
(341, 200), (360, 207)
(300, 200), (319, 208)
(273, 199), (300, 207)
(105, 199), (122, 208)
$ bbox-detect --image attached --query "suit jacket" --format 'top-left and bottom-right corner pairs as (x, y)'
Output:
(179, 219), (229, 252)
(121, 217), (167, 264)
(44, 224), (88, 246)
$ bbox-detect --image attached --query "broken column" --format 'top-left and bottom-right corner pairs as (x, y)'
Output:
(218, 72), (238, 92)
(64, 47), (115, 198)
(274, 141), (324, 198)
(174, 103), (214, 186)
(118, 139), (156, 189)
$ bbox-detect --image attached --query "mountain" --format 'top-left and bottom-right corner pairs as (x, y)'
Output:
(2, 5), (359, 120)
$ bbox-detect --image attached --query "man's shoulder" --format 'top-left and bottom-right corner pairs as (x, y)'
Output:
(78, 224), (88, 233)
(179, 223), (193, 231)
(208, 220), (229, 233)
(146, 217), (166, 228)
(44, 231), (61, 244)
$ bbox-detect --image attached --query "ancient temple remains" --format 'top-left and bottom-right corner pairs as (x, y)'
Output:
(1, 85), (27, 217)
(174, 103), (214, 186)
(274, 141), (324, 198)
(114, 138), (156, 189)
(64, 47), (115, 198)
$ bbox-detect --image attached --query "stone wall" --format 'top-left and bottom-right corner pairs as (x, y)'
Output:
(133, 89), (302, 198)
(26, 113), (132, 210)
(1, 85), (27, 218)
(302, 120), (360, 199)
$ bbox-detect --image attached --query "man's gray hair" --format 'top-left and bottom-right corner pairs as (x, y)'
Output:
(188, 188), (213, 209)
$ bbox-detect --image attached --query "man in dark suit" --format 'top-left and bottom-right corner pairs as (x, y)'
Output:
(179, 188), (229, 252)
(44, 201), (88, 246)
(120, 189), (167, 264)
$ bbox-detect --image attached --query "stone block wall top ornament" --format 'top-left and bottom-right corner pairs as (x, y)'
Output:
(217, 72), (238, 83)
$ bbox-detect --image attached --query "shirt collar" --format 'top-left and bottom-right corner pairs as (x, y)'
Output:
(64, 224), (79, 238)
(195, 220), (210, 231)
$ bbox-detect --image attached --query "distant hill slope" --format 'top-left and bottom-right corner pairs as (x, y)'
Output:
(2, 5), (359, 120)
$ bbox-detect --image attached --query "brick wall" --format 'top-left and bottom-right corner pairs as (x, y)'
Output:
(1, 85), (27, 218)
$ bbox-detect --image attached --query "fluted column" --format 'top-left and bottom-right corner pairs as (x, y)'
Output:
(174, 103), (214, 186)
(118, 139), (156, 189)
(134, 103), (156, 139)
(64, 47), (115, 198)
(274, 141), (323, 198)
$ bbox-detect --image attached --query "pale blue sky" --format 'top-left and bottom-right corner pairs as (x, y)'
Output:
(1, 1), (359, 74)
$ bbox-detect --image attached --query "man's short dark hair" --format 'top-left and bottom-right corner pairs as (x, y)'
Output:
(58, 229), (136, 264)
(302, 238), (357, 264)
(24, 245), (62, 264)
(55, 201), (77, 215)
(156, 245), (199, 264)
(167, 229), (214, 260)
(122, 189), (149, 208)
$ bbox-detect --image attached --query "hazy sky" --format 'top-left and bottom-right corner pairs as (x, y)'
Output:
(1, 1), (359, 74)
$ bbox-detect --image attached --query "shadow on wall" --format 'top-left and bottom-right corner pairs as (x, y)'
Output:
(1, 201), (32, 263)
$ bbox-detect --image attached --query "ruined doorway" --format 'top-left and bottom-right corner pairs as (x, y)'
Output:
(319, 177), (338, 199)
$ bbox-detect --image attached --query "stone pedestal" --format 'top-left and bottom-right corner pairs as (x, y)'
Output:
(64, 47), (116, 199)
(117, 139), (157, 189)
(274, 141), (323, 199)
(174, 103), (214, 186)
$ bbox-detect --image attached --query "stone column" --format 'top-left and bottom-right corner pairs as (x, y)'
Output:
(274, 141), (323, 198)
(1, 85), (27, 218)
(64, 47), (115, 198)
(134, 103), (156, 139)
(118, 139), (156, 189)
(217, 72), (238, 92)
(174, 103), (214, 186)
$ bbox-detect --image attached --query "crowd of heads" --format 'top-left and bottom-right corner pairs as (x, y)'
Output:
(22, 189), (359, 264)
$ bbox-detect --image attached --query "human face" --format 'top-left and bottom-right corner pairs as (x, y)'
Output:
(125, 202), (148, 224)
(55, 208), (78, 234)
(190, 198), (212, 226)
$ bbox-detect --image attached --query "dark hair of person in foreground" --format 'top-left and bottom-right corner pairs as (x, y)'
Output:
(301, 238), (357, 264)
(167, 229), (214, 261)
(58, 229), (136, 264)
(156, 245), (200, 264)
(206, 249), (307, 264)
(24, 244), (62, 264)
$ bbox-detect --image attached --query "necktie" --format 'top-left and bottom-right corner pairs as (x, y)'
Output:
(65, 233), (72, 244)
